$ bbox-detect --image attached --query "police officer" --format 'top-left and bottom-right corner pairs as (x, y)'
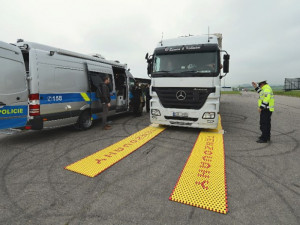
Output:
(252, 80), (275, 143)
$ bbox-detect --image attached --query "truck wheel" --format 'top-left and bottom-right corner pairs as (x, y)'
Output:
(74, 110), (93, 130)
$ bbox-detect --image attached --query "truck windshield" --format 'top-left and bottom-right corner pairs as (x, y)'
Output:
(153, 52), (218, 74)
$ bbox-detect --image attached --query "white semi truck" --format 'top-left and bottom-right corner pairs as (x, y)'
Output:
(145, 34), (230, 129)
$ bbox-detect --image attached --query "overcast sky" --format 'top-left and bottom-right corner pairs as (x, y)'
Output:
(1, 0), (299, 86)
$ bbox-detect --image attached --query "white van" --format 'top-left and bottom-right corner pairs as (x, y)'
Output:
(0, 41), (28, 130)
(0, 40), (136, 130)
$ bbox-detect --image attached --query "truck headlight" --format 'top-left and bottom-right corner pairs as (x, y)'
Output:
(151, 109), (161, 116)
(202, 112), (215, 119)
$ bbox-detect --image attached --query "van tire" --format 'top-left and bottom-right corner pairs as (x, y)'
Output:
(74, 110), (93, 130)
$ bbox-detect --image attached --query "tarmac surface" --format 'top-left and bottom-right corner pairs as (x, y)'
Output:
(0, 92), (299, 225)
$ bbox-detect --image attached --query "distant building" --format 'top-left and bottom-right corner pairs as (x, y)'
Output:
(284, 78), (300, 91)
(221, 86), (233, 91)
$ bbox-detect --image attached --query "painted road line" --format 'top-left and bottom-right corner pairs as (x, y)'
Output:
(65, 125), (166, 177)
(169, 116), (228, 214)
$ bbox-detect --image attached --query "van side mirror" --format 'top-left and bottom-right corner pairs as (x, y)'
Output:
(145, 53), (149, 60)
(223, 54), (230, 73)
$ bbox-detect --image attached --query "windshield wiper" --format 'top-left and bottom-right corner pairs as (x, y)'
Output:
(184, 70), (202, 73)
(155, 70), (169, 73)
(184, 70), (212, 73)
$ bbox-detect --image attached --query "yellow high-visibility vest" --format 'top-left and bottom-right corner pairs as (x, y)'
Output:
(257, 84), (274, 112)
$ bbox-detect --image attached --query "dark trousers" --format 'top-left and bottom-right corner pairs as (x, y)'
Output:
(260, 109), (272, 140)
(102, 103), (109, 128)
(146, 99), (150, 112)
(133, 99), (141, 116)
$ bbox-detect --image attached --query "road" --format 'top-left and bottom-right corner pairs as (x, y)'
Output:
(0, 93), (299, 225)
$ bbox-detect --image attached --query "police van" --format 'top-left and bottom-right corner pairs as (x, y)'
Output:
(0, 40), (135, 131)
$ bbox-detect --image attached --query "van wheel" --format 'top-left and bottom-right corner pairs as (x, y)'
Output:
(74, 111), (93, 130)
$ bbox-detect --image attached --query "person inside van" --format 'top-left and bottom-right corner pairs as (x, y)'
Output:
(131, 81), (142, 116)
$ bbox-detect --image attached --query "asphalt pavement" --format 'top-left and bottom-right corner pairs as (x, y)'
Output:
(0, 93), (299, 225)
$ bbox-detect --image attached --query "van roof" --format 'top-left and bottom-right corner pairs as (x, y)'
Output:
(0, 41), (22, 53)
(15, 41), (127, 69)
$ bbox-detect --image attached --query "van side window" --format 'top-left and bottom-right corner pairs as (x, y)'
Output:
(21, 51), (29, 73)
(129, 78), (135, 91)
(88, 71), (113, 93)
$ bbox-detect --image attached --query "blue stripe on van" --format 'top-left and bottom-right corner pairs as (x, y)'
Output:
(0, 105), (28, 129)
(90, 92), (117, 101)
(0, 105), (27, 118)
(92, 114), (99, 120)
(40, 92), (116, 105)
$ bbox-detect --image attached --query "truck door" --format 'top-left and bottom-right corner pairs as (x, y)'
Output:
(0, 41), (28, 130)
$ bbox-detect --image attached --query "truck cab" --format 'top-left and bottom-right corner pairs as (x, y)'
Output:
(146, 34), (230, 129)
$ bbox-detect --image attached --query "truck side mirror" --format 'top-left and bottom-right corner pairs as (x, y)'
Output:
(147, 62), (153, 75)
(145, 53), (153, 75)
(223, 54), (230, 73)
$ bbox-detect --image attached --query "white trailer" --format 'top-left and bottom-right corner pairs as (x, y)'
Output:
(145, 34), (230, 129)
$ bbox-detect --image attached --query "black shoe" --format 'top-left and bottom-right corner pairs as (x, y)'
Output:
(256, 139), (268, 143)
(258, 136), (270, 141)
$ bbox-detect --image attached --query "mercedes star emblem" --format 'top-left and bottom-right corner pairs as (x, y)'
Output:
(176, 90), (187, 101)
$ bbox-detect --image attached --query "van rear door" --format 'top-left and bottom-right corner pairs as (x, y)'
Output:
(0, 41), (28, 129)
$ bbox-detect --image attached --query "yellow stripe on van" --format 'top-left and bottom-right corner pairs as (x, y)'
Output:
(80, 92), (91, 102)
(169, 116), (228, 214)
(65, 125), (166, 177)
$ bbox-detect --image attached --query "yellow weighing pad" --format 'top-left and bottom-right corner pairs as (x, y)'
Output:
(169, 117), (228, 214)
(65, 125), (166, 177)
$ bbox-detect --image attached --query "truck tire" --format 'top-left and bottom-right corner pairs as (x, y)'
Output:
(74, 110), (93, 130)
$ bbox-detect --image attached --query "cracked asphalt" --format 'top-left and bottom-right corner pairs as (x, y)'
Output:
(0, 92), (299, 225)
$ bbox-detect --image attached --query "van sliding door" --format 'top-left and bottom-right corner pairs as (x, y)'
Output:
(86, 64), (116, 114)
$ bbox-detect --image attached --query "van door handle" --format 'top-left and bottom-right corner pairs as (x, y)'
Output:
(16, 97), (20, 100)
(0, 102), (6, 107)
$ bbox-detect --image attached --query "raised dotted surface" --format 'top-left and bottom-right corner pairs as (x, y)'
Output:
(65, 125), (166, 177)
(170, 116), (228, 214)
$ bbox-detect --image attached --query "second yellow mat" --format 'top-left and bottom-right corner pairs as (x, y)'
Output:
(169, 116), (228, 214)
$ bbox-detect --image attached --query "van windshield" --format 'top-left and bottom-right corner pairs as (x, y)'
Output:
(153, 52), (218, 75)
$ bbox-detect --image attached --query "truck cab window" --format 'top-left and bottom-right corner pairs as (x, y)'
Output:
(153, 52), (218, 74)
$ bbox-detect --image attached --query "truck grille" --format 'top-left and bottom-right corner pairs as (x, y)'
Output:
(152, 87), (215, 110)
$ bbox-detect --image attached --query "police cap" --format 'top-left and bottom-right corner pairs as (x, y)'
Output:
(257, 80), (267, 86)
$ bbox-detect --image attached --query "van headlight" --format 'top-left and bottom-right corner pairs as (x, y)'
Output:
(151, 109), (161, 116)
(202, 112), (215, 119)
